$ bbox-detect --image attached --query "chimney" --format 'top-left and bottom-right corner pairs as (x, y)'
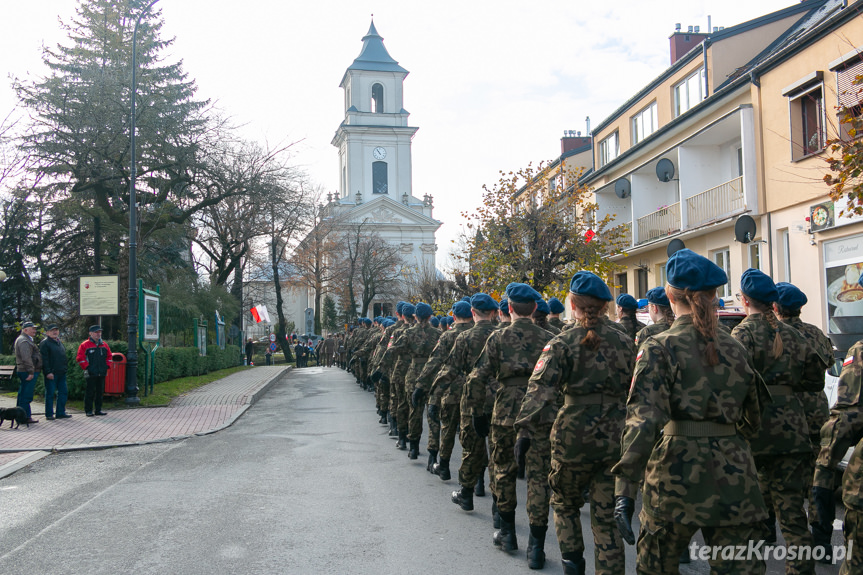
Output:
(561, 130), (591, 155)
(669, 25), (710, 65)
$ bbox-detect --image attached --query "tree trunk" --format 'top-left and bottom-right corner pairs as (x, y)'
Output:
(271, 237), (293, 362)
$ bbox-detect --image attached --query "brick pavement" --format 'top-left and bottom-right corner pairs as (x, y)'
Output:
(0, 366), (288, 477)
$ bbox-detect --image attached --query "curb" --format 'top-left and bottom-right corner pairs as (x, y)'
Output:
(0, 366), (291, 457)
(0, 451), (50, 480)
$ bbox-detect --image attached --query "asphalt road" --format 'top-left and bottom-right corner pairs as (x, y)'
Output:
(0, 366), (845, 574)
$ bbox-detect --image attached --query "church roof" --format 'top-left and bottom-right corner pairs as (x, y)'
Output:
(347, 20), (409, 74)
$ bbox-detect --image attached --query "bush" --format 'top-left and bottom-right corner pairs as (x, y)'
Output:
(0, 342), (241, 400)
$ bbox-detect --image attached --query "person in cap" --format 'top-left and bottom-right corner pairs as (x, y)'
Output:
(415, 302), (474, 478)
(374, 304), (417, 449)
(498, 298), (512, 329)
(516, 272), (633, 573)
(40, 323), (71, 420)
(634, 287), (675, 348)
(611, 250), (771, 574)
(76, 325), (113, 417)
(547, 297), (566, 330)
(615, 293), (645, 341)
(732, 268), (823, 574)
(13, 321), (42, 423)
(463, 282), (555, 562)
(431, 293), (498, 512)
(533, 298), (561, 335)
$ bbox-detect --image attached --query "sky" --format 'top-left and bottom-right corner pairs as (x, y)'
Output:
(0, 0), (796, 270)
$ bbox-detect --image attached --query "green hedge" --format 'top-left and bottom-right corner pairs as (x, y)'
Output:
(0, 342), (241, 400)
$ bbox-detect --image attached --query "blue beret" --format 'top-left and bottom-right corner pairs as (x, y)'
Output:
(471, 293), (499, 311)
(396, 301), (406, 314)
(442, 316), (453, 326)
(461, 296), (472, 302)
(402, 303), (416, 316)
(666, 249), (728, 291)
(740, 268), (778, 303)
(646, 286), (670, 307)
(363, 318), (372, 326)
(415, 302), (433, 319)
(548, 297), (565, 314)
(452, 301), (473, 318)
(499, 298), (510, 313)
(637, 298), (648, 309)
(430, 316), (440, 327)
(616, 294), (638, 309)
(776, 282), (807, 309)
(535, 298), (550, 314)
(569, 271), (612, 301)
(506, 282), (542, 304)
(715, 298), (725, 309)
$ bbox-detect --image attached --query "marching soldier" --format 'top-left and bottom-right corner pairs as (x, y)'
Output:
(548, 297), (566, 330)
(615, 293), (645, 341)
(498, 298), (512, 329)
(533, 298), (561, 335)
(374, 304), (416, 449)
(634, 287), (675, 347)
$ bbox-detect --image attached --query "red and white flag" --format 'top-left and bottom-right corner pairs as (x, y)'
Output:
(250, 305), (271, 323)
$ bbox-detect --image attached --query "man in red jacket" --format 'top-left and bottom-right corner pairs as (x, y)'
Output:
(76, 325), (113, 417)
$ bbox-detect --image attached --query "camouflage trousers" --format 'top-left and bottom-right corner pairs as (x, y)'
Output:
(396, 379), (410, 434)
(490, 424), (518, 513)
(549, 459), (623, 574)
(754, 454), (815, 575)
(841, 507), (863, 575)
(375, 375), (390, 412)
(426, 400), (441, 452)
(458, 412), (488, 487)
(637, 511), (767, 575)
(439, 402), (460, 460)
(525, 424), (552, 528)
(407, 385), (425, 442)
(389, 375), (403, 428)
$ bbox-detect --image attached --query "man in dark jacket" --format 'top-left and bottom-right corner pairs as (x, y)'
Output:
(40, 323), (70, 420)
(245, 337), (254, 366)
(76, 325), (112, 417)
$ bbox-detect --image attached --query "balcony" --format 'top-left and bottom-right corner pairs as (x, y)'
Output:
(686, 176), (744, 228)
(636, 202), (681, 245)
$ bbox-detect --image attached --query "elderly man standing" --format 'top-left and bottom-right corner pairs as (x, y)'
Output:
(40, 323), (70, 420)
(14, 321), (41, 423)
(76, 325), (112, 417)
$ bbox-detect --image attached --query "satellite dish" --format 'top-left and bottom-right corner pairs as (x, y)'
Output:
(667, 238), (686, 257)
(656, 158), (676, 182)
(614, 178), (631, 199)
(734, 215), (757, 244)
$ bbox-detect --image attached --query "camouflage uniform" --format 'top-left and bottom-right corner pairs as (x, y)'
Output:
(387, 322), (440, 443)
(617, 314), (646, 341)
(634, 319), (671, 348)
(732, 314), (825, 575)
(548, 316), (565, 331)
(465, 318), (554, 522)
(371, 321), (401, 413)
(431, 320), (497, 488)
(814, 340), (863, 573)
(379, 320), (414, 440)
(517, 322), (634, 573)
(613, 315), (771, 575)
(416, 321), (473, 460)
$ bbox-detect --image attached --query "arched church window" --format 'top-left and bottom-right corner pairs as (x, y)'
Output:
(373, 161), (388, 194)
(372, 83), (384, 113)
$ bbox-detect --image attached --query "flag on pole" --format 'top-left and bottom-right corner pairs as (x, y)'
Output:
(250, 306), (262, 323)
(251, 305), (271, 323)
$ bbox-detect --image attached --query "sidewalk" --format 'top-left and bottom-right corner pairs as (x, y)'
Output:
(0, 366), (289, 478)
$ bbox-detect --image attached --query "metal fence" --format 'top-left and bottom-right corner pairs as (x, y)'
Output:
(637, 202), (681, 245)
(686, 176), (744, 229)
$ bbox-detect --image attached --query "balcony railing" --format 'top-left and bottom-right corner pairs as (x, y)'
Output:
(637, 202), (681, 245)
(686, 176), (744, 228)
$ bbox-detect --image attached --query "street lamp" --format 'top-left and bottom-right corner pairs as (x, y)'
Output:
(0, 270), (7, 355)
(126, 0), (160, 405)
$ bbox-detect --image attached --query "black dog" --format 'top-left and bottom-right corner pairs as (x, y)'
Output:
(0, 406), (28, 429)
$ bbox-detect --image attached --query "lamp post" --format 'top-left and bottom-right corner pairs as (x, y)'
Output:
(0, 270), (6, 355)
(126, 0), (160, 405)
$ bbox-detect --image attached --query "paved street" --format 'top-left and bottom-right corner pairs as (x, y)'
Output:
(0, 366), (845, 574)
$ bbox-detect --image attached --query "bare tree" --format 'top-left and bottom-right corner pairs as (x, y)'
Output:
(356, 233), (405, 317)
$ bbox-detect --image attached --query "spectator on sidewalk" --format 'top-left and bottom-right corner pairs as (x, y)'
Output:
(294, 341), (307, 368)
(14, 321), (41, 423)
(40, 323), (70, 420)
(245, 337), (254, 366)
(76, 325), (112, 417)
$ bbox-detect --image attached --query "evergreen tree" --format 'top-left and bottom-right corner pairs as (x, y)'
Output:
(322, 295), (338, 334)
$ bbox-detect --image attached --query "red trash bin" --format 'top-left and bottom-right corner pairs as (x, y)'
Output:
(104, 353), (127, 395)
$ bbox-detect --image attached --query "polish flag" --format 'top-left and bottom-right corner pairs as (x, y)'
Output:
(250, 305), (271, 323)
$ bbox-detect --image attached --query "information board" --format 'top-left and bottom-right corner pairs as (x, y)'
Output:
(79, 275), (119, 316)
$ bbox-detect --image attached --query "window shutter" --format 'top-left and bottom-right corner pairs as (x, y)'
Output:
(838, 59), (863, 108)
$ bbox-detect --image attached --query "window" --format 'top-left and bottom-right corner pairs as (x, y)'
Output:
(779, 229), (792, 281)
(836, 59), (863, 140)
(371, 83), (384, 113)
(673, 68), (705, 117)
(657, 263), (667, 287)
(599, 131), (619, 167)
(748, 242), (761, 270)
(789, 85), (825, 160)
(632, 101), (658, 144)
(636, 269), (648, 298)
(737, 147), (744, 177)
(372, 161), (388, 194)
(712, 248), (731, 298)
(615, 272), (628, 298)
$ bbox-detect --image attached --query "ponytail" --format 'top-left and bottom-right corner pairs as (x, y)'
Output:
(571, 294), (607, 350)
(660, 305), (676, 326)
(667, 285), (719, 366)
(745, 295), (784, 359)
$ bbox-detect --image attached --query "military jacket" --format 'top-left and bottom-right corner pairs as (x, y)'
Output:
(612, 315), (769, 526)
(784, 317), (832, 440)
(386, 323), (441, 390)
(732, 314), (824, 456)
(844, 437), (863, 510)
(548, 316), (565, 330)
(618, 315), (646, 341)
(416, 322), (472, 404)
(430, 320), (497, 407)
(634, 320), (671, 348)
(814, 339), (863, 496)
(517, 322), (634, 459)
(379, 321), (414, 379)
(371, 320), (402, 370)
(464, 318), (554, 424)
(534, 319), (561, 335)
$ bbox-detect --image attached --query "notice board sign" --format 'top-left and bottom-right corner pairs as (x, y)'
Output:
(79, 275), (119, 316)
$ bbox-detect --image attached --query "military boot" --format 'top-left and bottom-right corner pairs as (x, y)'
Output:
(396, 431), (407, 450)
(451, 486), (474, 511)
(378, 410), (388, 425)
(433, 458), (451, 481)
(408, 439), (419, 459)
(492, 496), (501, 529)
(526, 525), (547, 570)
(561, 555), (586, 575)
(492, 510), (518, 551)
(426, 449), (438, 472)
(812, 523), (834, 564)
(474, 470), (485, 497)
(389, 416), (398, 438)
(763, 516), (777, 545)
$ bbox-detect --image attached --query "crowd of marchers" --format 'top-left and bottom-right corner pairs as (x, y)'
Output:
(314, 249), (861, 575)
